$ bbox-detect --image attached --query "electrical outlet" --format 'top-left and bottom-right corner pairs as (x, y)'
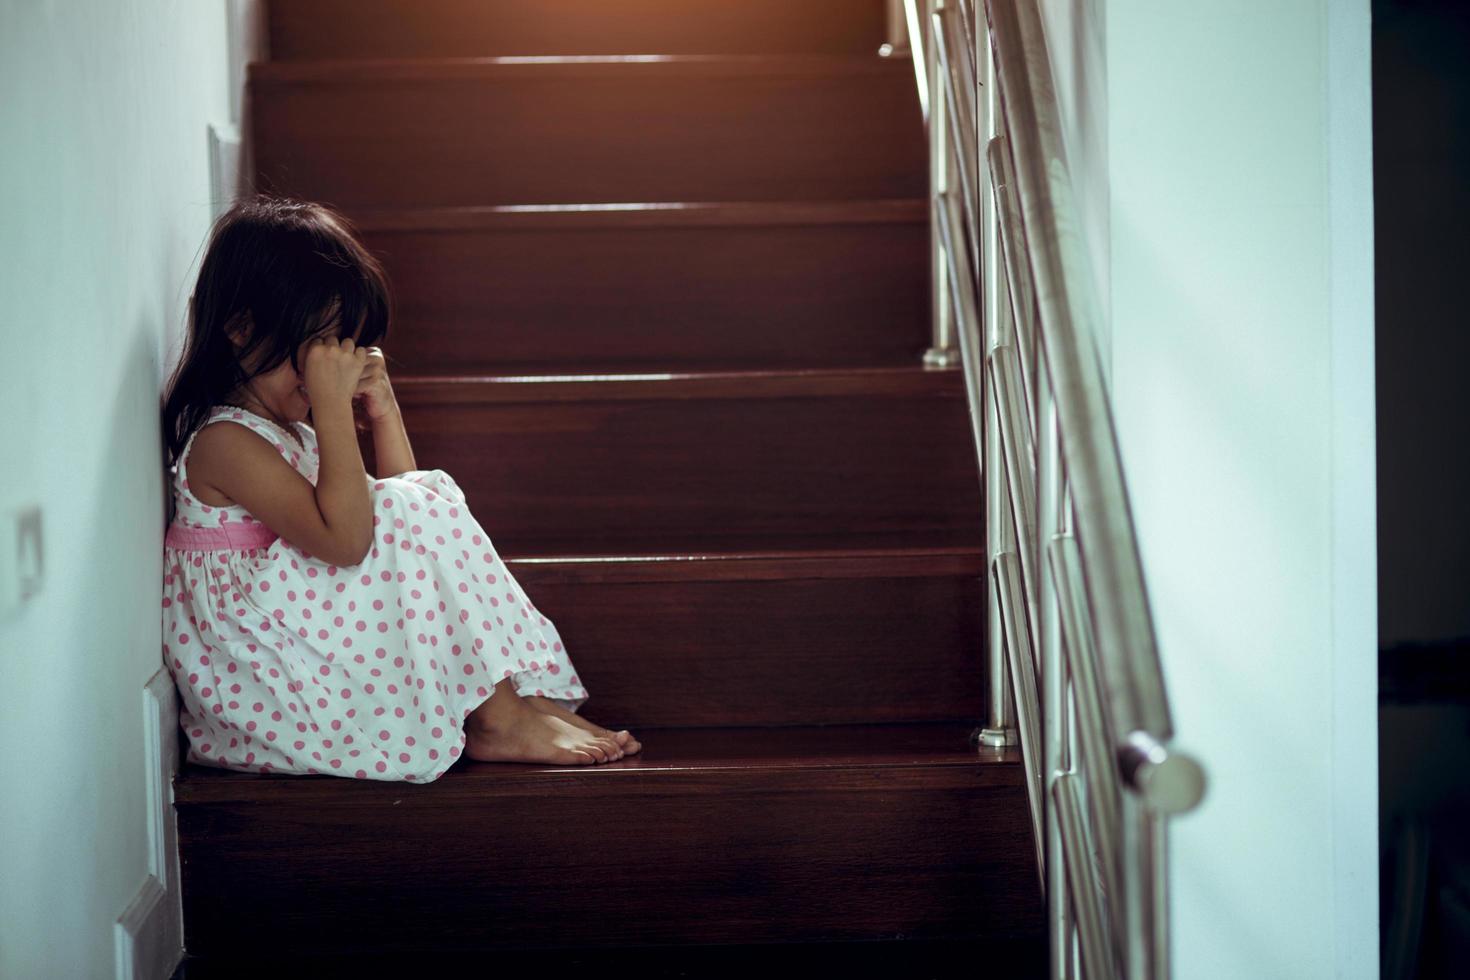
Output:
(17, 506), (42, 599)
(0, 504), (43, 621)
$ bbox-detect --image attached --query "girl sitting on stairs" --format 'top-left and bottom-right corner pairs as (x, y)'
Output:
(159, 194), (641, 782)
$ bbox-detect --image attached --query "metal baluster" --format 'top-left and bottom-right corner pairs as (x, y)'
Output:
(900, 0), (930, 117)
(1123, 794), (1152, 980)
(933, 1), (980, 252)
(993, 551), (1044, 880)
(975, 8), (1014, 748)
(986, 137), (1041, 663)
(922, 0), (960, 369)
(980, 353), (1015, 746)
(1056, 773), (1116, 979)
(986, 340), (1040, 670)
(1039, 361), (1072, 978)
(1148, 807), (1170, 980)
(879, 0), (912, 58)
(1050, 534), (1125, 952)
(987, 135), (1040, 488)
(934, 165), (990, 753)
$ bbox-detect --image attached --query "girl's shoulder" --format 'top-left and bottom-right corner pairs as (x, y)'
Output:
(183, 416), (284, 506)
(184, 408), (310, 478)
(206, 413), (312, 460)
(184, 415), (321, 507)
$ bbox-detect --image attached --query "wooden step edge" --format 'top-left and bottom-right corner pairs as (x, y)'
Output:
(174, 722), (1024, 805)
(503, 541), (985, 585)
(347, 198), (928, 233)
(384, 364), (967, 404)
(250, 52), (909, 86)
(177, 937), (1047, 976)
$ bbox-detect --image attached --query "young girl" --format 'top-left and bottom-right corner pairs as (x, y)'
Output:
(160, 196), (640, 783)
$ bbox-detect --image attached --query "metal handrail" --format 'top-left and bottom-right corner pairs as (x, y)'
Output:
(893, 2), (1206, 978)
(987, 0), (1162, 743)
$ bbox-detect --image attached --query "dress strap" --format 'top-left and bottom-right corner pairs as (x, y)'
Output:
(209, 405), (304, 450)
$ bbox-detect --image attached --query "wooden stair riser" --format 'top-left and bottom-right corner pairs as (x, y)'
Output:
(509, 559), (987, 728)
(250, 58), (926, 208)
(267, 0), (889, 60)
(355, 208), (930, 374)
(360, 374), (985, 550)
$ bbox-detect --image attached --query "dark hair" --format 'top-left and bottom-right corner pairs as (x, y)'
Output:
(160, 195), (391, 467)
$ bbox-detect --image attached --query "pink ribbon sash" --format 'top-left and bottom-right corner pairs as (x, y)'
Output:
(165, 521), (279, 552)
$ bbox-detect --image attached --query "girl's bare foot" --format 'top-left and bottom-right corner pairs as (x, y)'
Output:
(464, 682), (626, 765)
(523, 695), (642, 754)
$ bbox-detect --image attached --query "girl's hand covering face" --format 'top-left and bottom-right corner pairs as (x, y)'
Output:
(351, 346), (398, 422)
(301, 336), (370, 409)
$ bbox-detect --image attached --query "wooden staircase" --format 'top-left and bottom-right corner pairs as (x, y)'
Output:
(172, 1), (1043, 974)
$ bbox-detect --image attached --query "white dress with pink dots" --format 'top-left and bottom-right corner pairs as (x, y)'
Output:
(162, 404), (589, 783)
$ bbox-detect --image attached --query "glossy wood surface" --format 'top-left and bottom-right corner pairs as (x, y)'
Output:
(509, 552), (987, 728)
(268, 0), (888, 60)
(177, 722), (1023, 802)
(358, 368), (984, 551)
(250, 56), (926, 208)
(351, 200), (930, 375)
(175, 936), (1046, 980)
(176, 724), (1039, 952)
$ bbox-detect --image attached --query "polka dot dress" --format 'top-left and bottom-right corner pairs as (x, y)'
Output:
(162, 405), (589, 783)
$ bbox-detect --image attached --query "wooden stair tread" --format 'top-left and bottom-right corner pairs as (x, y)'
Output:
(500, 530), (986, 579)
(384, 363), (968, 402)
(174, 722), (1040, 953)
(347, 197), (928, 231)
(173, 721), (1020, 803)
(175, 936), (1045, 979)
(266, 0), (889, 62)
(251, 52), (915, 85)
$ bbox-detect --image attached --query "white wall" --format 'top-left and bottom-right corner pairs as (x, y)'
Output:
(0, 2), (240, 976)
(1100, 2), (1378, 977)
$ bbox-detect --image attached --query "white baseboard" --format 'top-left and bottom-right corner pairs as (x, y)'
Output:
(115, 669), (184, 980)
(208, 122), (243, 221)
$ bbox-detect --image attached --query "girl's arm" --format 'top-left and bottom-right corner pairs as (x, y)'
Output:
(313, 396), (376, 564)
(355, 350), (417, 478)
(369, 401), (417, 478)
